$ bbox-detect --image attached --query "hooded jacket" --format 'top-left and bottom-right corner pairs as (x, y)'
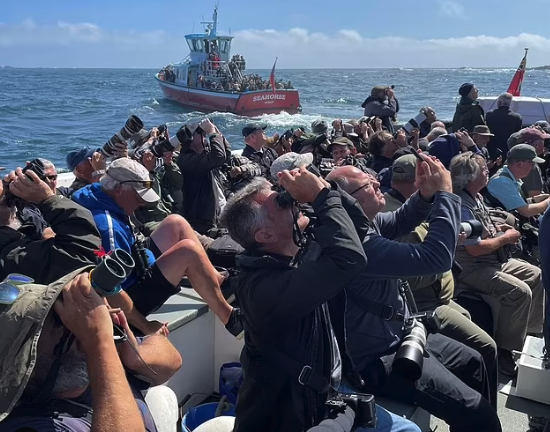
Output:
(233, 187), (368, 432)
(361, 97), (399, 134)
(177, 134), (230, 234)
(0, 195), (101, 284)
(345, 191), (461, 371)
(72, 183), (155, 289)
(452, 98), (486, 133)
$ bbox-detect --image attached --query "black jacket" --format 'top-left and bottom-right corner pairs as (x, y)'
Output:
(241, 144), (278, 178)
(486, 106), (523, 159)
(452, 101), (485, 133)
(233, 187), (368, 432)
(361, 97), (399, 134)
(0, 195), (102, 284)
(177, 135), (230, 234)
(345, 192), (461, 371)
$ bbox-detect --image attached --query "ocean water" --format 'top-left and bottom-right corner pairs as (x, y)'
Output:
(2, 67), (550, 171)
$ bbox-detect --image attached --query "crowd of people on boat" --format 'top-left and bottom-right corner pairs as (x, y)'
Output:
(3, 82), (550, 432)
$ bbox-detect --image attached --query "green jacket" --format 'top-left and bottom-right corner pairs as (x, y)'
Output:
(0, 195), (101, 284)
(452, 99), (486, 133)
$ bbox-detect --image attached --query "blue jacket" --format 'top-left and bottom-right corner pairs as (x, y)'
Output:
(72, 183), (155, 289)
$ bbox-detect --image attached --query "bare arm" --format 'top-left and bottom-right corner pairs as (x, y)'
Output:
(464, 236), (511, 257)
(89, 340), (145, 432)
(516, 199), (550, 218)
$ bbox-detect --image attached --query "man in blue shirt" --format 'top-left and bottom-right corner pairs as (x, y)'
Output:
(487, 144), (550, 217)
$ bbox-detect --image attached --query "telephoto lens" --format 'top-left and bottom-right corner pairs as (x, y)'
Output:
(89, 256), (127, 296)
(102, 115), (145, 157)
(392, 319), (427, 381)
(151, 124), (193, 157)
(460, 219), (483, 239)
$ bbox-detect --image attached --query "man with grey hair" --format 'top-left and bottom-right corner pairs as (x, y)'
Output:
(486, 92), (523, 161)
(218, 169), (421, 432)
(426, 127), (447, 143)
(451, 151), (544, 376)
(72, 157), (237, 336)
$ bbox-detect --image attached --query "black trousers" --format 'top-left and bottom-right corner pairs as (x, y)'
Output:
(360, 333), (501, 432)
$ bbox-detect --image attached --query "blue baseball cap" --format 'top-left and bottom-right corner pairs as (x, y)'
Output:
(66, 147), (100, 171)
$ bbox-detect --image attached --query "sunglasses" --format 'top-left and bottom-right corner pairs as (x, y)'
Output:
(46, 175), (58, 181)
(119, 180), (154, 189)
(0, 273), (34, 305)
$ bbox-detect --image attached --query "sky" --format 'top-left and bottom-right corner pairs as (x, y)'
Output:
(2, 0), (550, 69)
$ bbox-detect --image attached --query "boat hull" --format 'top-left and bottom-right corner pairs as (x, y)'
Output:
(478, 96), (550, 127)
(156, 75), (300, 116)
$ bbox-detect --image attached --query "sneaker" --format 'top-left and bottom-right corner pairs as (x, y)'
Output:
(528, 415), (548, 431)
(498, 348), (518, 377)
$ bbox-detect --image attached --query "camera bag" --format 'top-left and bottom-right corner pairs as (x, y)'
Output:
(207, 234), (244, 269)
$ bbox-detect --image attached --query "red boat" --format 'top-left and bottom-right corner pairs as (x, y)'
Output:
(155, 7), (301, 116)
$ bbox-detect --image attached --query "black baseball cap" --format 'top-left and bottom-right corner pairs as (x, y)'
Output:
(242, 123), (267, 137)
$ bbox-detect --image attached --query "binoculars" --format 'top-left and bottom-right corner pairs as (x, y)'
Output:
(89, 249), (135, 296)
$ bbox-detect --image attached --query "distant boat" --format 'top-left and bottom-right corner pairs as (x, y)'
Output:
(477, 48), (550, 125)
(154, 6), (301, 116)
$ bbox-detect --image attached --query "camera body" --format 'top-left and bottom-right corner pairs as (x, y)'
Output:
(1, 159), (47, 207)
(151, 124), (194, 157)
(325, 392), (377, 428)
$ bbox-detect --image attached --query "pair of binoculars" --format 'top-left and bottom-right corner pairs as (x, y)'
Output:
(89, 249), (135, 296)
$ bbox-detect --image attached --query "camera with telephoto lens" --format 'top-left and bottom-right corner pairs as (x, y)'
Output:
(89, 249), (135, 296)
(401, 112), (427, 134)
(392, 310), (441, 381)
(151, 124), (196, 157)
(325, 392), (377, 428)
(276, 163), (322, 209)
(102, 115), (145, 157)
(460, 219), (483, 239)
(1, 159), (47, 207)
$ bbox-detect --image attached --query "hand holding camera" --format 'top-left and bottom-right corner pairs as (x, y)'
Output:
(7, 168), (54, 204)
(415, 155), (453, 200)
(90, 152), (106, 172)
(53, 273), (114, 354)
(199, 118), (216, 135)
(278, 165), (329, 204)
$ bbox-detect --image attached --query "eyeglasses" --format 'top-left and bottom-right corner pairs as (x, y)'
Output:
(0, 274), (34, 305)
(119, 180), (154, 189)
(46, 175), (58, 181)
(349, 181), (372, 196)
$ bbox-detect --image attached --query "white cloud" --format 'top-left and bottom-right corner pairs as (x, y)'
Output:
(438, 1), (467, 18)
(1, 20), (550, 68)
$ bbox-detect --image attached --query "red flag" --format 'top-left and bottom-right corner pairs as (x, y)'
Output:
(269, 57), (278, 93)
(507, 49), (528, 97)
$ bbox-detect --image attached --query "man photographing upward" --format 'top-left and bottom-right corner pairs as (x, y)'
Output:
(220, 167), (420, 432)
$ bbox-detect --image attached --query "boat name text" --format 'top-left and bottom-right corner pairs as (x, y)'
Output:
(252, 94), (286, 102)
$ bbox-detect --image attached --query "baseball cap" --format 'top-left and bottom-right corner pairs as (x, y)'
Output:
(311, 119), (329, 135)
(517, 128), (550, 144)
(270, 152), (314, 181)
(327, 137), (354, 153)
(242, 123), (267, 137)
(507, 144), (545, 163)
(106, 158), (160, 203)
(342, 122), (359, 138)
(66, 147), (101, 172)
(392, 154), (417, 181)
(472, 125), (494, 136)
(0, 267), (93, 421)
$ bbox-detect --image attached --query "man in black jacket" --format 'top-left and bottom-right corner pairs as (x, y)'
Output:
(327, 161), (501, 432)
(241, 123), (279, 178)
(486, 92), (523, 162)
(219, 170), (421, 432)
(177, 119), (231, 234)
(0, 168), (101, 284)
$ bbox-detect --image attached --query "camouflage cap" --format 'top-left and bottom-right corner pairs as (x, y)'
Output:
(0, 266), (92, 421)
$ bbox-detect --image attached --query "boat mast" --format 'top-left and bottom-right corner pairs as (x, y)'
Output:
(201, 4), (219, 37)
